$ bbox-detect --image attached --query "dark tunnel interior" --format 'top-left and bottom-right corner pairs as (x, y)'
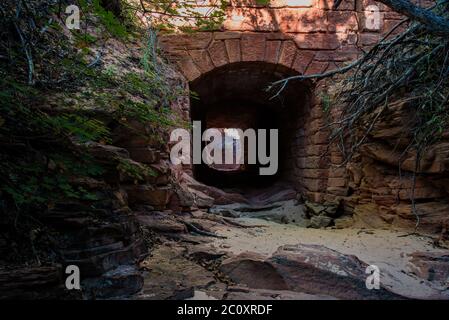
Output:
(189, 62), (311, 190)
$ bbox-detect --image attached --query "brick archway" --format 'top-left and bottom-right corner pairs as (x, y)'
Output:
(187, 60), (311, 188)
(158, 32), (333, 82)
(158, 31), (353, 203)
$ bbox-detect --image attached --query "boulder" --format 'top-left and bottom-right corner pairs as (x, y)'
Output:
(186, 245), (227, 261)
(188, 187), (215, 208)
(181, 173), (248, 205)
(248, 186), (298, 206)
(125, 185), (173, 209)
(268, 244), (406, 299)
(118, 159), (163, 184)
(334, 215), (354, 229)
(0, 266), (73, 299)
(167, 184), (195, 212)
(211, 200), (310, 226)
(138, 244), (217, 300)
(408, 252), (449, 288)
(310, 215), (333, 228)
(305, 200), (339, 217)
(136, 212), (187, 234)
(127, 146), (160, 164)
(82, 265), (143, 299)
(305, 201), (327, 216)
(84, 142), (129, 161)
(220, 252), (289, 290)
(219, 244), (407, 300)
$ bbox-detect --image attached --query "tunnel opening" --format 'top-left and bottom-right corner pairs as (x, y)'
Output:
(190, 62), (311, 193)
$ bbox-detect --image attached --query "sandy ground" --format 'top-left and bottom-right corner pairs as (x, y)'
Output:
(207, 218), (449, 299)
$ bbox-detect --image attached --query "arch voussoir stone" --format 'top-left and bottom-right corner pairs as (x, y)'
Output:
(225, 39), (241, 63)
(159, 32), (314, 82)
(208, 40), (229, 67)
(189, 49), (215, 74)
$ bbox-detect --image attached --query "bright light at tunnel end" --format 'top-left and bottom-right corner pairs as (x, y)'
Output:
(169, 121), (279, 176)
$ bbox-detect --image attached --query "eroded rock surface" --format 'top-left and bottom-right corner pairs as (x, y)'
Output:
(220, 244), (406, 300)
(408, 252), (449, 291)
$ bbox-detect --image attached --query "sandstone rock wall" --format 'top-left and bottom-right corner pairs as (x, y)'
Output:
(342, 102), (449, 235)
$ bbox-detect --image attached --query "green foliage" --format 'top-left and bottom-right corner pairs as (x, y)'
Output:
(137, 0), (228, 31)
(79, 0), (128, 38)
(0, 73), (107, 206)
(320, 93), (331, 114)
(117, 158), (157, 183)
(0, 0), (197, 266)
(73, 31), (98, 49)
(47, 114), (111, 143)
(1, 156), (103, 206)
(0, 0), (188, 231)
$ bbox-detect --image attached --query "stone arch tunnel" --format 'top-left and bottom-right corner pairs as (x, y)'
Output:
(190, 61), (311, 189)
(157, 0), (397, 202)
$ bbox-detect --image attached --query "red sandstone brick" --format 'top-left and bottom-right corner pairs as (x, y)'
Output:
(309, 104), (325, 119)
(225, 39), (241, 63)
(293, 33), (340, 50)
(314, 48), (359, 62)
(208, 40), (229, 67)
(359, 33), (381, 46)
(189, 49), (215, 73)
(278, 40), (298, 68)
(275, 8), (327, 33)
(305, 145), (328, 157)
(296, 157), (306, 169)
(306, 118), (326, 133)
(309, 131), (329, 145)
(326, 187), (349, 196)
(330, 152), (344, 165)
(381, 19), (404, 35)
(303, 178), (328, 192)
(159, 33), (212, 51)
(296, 156), (328, 169)
(305, 60), (329, 75)
(214, 31), (241, 40)
(241, 33), (266, 61)
(265, 33), (294, 40)
(292, 50), (315, 74)
(383, 11), (403, 19)
(328, 177), (347, 187)
(329, 167), (347, 178)
(327, 11), (359, 33)
(224, 8), (278, 32)
(265, 40), (282, 64)
(176, 57), (202, 82)
(161, 49), (190, 64)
